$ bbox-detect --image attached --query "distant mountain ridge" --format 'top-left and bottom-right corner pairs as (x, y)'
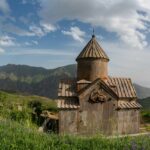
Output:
(0, 64), (77, 98)
(134, 83), (150, 99)
(0, 64), (149, 99)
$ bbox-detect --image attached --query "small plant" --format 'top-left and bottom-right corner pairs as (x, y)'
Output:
(0, 92), (6, 102)
(10, 110), (30, 122)
(28, 100), (43, 125)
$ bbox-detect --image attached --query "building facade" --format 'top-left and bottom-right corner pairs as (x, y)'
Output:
(57, 35), (142, 135)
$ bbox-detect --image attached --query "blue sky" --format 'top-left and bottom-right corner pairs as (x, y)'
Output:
(0, 0), (150, 87)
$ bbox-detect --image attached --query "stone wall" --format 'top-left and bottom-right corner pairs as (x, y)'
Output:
(59, 110), (78, 135)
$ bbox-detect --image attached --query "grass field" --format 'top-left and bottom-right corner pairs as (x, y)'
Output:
(0, 91), (57, 128)
(0, 120), (149, 150)
(0, 91), (150, 150)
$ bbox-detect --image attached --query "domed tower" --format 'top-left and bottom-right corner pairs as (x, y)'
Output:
(76, 34), (109, 82)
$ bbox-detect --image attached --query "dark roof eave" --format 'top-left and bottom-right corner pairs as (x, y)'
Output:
(76, 57), (110, 62)
(116, 107), (141, 110)
(118, 97), (137, 99)
(58, 96), (78, 99)
(58, 107), (80, 110)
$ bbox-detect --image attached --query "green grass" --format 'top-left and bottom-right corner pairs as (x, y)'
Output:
(141, 110), (150, 123)
(0, 91), (150, 150)
(0, 91), (57, 128)
(0, 120), (150, 150)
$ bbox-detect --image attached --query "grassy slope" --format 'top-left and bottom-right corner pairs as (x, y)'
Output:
(0, 91), (57, 128)
(0, 120), (150, 150)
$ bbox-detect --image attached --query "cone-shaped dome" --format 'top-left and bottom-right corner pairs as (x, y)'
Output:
(76, 35), (109, 61)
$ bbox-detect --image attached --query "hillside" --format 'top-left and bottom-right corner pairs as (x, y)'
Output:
(138, 97), (150, 110)
(0, 64), (76, 98)
(0, 64), (149, 99)
(0, 91), (57, 123)
(134, 84), (150, 99)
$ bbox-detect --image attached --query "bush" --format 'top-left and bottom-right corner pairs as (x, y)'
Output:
(0, 92), (6, 102)
(141, 111), (150, 123)
(10, 110), (30, 122)
(28, 100), (43, 125)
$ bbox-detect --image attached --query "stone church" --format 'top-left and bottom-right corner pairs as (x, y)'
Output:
(57, 34), (142, 135)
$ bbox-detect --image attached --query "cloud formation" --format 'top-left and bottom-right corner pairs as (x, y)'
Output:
(62, 27), (85, 43)
(0, 0), (10, 14)
(101, 40), (150, 87)
(0, 47), (5, 53)
(38, 0), (150, 49)
(0, 36), (16, 47)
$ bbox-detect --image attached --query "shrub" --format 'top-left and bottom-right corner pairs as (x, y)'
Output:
(10, 110), (30, 122)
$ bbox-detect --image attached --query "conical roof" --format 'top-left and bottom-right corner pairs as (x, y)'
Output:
(76, 35), (109, 61)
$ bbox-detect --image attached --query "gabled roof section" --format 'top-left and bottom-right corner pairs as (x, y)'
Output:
(76, 35), (109, 61)
(58, 79), (77, 97)
(106, 77), (137, 99)
(57, 98), (79, 109)
(117, 101), (142, 109)
(57, 77), (137, 99)
(78, 78), (119, 100)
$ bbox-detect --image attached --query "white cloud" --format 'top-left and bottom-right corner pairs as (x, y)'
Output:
(4, 49), (76, 56)
(100, 40), (150, 87)
(0, 0), (10, 14)
(21, 0), (36, 5)
(1, 22), (56, 37)
(25, 40), (38, 46)
(19, 16), (30, 24)
(41, 23), (56, 33)
(29, 24), (56, 37)
(25, 42), (32, 46)
(21, 0), (27, 4)
(62, 27), (85, 43)
(38, 0), (150, 49)
(0, 36), (16, 47)
(32, 40), (38, 45)
(2, 23), (34, 36)
(0, 47), (5, 53)
(29, 25), (45, 37)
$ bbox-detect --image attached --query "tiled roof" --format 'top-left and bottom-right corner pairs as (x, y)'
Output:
(57, 98), (79, 109)
(76, 35), (109, 61)
(58, 79), (77, 97)
(58, 77), (137, 99)
(106, 77), (137, 98)
(117, 101), (142, 109)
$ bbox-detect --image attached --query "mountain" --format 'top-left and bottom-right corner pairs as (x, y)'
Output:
(0, 64), (76, 98)
(0, 64), (149, 99)
(138, 97), (150, 110)
(134, 83), (150, 99)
